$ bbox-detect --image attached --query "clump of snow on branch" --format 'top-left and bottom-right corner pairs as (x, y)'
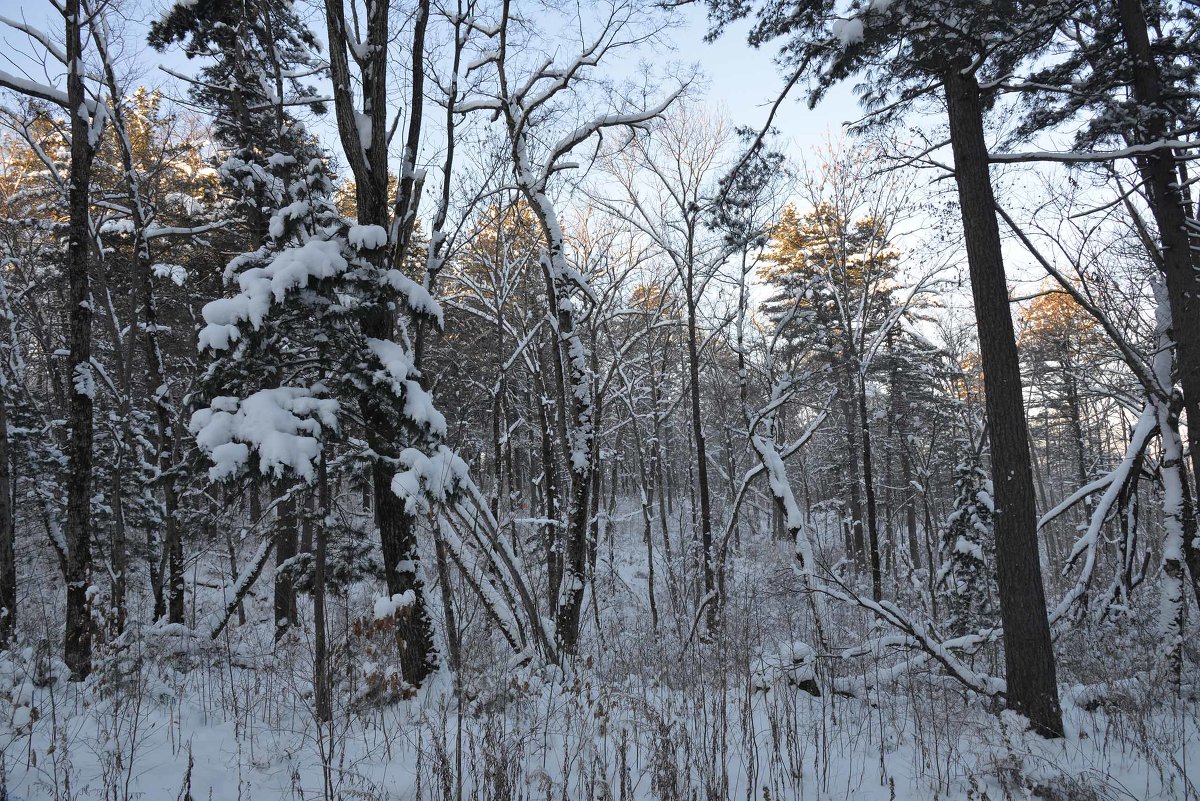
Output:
(198, 239), (348, 351)
(190, 387), (339, 482)
(390, 446), (469, 513)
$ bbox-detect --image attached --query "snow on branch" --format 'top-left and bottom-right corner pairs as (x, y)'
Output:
(1048, 402), (1157, 628)
(190, 388), (340, 482)
(198, 239), (348, 351)
(821, 572), (1006, 700)
(990, 139), (1200, 164)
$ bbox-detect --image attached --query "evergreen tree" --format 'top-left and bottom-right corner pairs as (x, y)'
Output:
(149, 0), (327, 246)
(938, 462), (998, 636)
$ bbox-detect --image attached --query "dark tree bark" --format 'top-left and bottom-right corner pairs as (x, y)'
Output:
(944, 69), (1064, 738)
(837, 360), (866, 563)
(314, 460), (331, 723)
(274, 490), (298, 640)
(685, 233), (719, 633)
(63, 0), (99, 680)
(857, 378), (882, 601)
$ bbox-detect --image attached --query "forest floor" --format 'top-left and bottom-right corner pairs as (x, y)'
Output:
(1, 506), (1196, 800)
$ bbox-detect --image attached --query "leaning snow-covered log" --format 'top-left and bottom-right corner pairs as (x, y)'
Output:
(822, 574), (1005, 700)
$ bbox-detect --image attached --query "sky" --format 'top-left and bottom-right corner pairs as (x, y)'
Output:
(672, 5), (863, 157)
(0, 0), (861, 163)
(1, 0), (986, 327)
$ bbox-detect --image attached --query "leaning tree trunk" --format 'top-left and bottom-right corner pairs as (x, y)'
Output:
(943, 68), (1063, 738)
(63, 0), (98, 680)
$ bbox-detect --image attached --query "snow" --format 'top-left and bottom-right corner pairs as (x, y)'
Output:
(268, 200), (310, 239)
(385, 269), (444, 325)
(72, 362), (94, 398)
(354, 112), (372, 150)
(349, 224), (388, 250)
(190, 387), (340, 482)
(366, 336), (414, 382)
(952, 535), (984, 562)
(199, 239), (348, 350)
(389, 446), (468, 513)
(373, 591), (416, 620)
(831, 18), (865, 46)
(152, 263), (188, 286)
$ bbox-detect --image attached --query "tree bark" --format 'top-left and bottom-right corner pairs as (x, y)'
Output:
(0, 387), (14, 648)
(857, 374), (882, 601)
(314, 459), (331, 722)
(685, 247), (718, 633)
(943, 68), (1063, 737)
(274, 489), (298, 640)
(324, 0), (438, 686)
(838, 360), (866, 563)
(63, 0), (98, 680)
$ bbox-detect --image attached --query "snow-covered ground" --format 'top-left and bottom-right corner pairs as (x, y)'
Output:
(2, 508), (1195, 800)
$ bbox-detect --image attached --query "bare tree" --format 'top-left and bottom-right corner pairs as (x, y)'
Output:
(468, 0), (684, 653)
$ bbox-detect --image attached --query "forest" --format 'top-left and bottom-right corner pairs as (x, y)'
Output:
(0, 0), (1197, 798)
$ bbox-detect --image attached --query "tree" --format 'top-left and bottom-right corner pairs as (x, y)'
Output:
(761, 201), (898, 596)
(468, 0), (683, 654)
(602, 105), (734, 632)
(0, 0), (112, 679)
(706, 0), (1069, 735)
(1013, 0), (1200, 608)
(938, 462), (998, 635)
(320, 0), (444, 687)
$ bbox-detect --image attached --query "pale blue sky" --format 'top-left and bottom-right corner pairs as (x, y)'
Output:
(673, 5), (863, 157)
(0, 0), (861, 171)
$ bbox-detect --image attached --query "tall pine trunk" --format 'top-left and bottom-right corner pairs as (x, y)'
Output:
(943, 69), (1063, 737)
(63, 0), (98, 680)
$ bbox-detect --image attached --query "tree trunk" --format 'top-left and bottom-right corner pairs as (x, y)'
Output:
(314, 459), (331, 722)
(274, 489), (298, 640)
(1116, 0), (1200, 607)
(857, 373), (882, 600)
(63, 0), (98, 680)
(325, 0), (439, 687)
(686, 255), (718, 634)
(0, 387), (14, 648)
(838, 361), (865, 564)
(943, 68), (1063, 737)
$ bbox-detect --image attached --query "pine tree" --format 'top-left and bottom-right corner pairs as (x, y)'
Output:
(938, 462), (999, 636)
(706, 0), (1069, 735)
(149, 0), (327, 247)
(761, 199), (899, 597)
